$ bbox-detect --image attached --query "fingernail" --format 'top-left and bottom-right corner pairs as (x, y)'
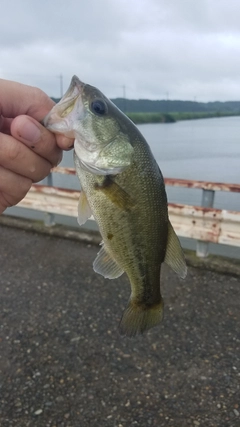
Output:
(18, 120), (41, 143)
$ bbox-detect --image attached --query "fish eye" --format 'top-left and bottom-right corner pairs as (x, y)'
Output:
(91, 100), (107, 116)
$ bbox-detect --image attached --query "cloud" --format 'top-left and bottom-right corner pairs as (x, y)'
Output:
(1, 0), (240, 101)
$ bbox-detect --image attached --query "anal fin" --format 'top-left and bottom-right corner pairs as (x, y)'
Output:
(93, 245), (124, 279)
(164, 221), (187, 279)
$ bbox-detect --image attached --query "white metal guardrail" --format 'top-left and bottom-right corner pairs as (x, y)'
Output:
(16, 167), (240, 258)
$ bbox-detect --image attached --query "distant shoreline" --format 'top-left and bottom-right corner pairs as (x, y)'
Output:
(51, 97), (240, 124)
(126, 111), (240, 124)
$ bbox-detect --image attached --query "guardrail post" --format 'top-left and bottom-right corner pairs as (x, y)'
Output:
(196, 189), (215, 257)
(44, 173), (55, 227)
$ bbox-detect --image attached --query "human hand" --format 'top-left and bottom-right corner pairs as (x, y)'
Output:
(0, 79), (74, 214)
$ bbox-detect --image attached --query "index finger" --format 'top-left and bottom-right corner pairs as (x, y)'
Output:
(0, 79), (55, 120)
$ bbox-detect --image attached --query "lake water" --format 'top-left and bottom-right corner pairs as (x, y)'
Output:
(6, 116), (240, 258)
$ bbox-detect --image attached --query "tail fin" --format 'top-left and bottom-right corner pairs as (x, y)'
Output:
(119, 299), (164, 338)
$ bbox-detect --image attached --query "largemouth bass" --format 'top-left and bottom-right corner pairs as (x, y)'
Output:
(44, 76), (187, 337)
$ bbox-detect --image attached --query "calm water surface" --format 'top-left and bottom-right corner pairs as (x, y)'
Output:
(138, 117), (240, 211)
(6, 117), (240, 257)
(139, 117), (240, 183)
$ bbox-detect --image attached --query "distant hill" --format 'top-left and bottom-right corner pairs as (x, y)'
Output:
(51, 97), (240, 114)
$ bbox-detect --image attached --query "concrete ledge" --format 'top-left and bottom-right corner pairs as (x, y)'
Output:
(184, 249), (240, 277)
(0, 214), (101, 245)
(1, 214), (239, 277)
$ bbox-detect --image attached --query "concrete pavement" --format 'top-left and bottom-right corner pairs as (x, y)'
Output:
(0, 223), (239, 427)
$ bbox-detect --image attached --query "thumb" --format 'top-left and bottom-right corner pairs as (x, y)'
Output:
(11, 115), (62, 166)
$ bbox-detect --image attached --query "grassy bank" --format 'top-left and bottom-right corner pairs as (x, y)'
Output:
(126, 111), (240, 124)
(126, 112), (175, 124)
(171, 111), (240, 121)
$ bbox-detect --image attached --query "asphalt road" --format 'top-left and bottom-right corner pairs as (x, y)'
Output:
(0, 224), (239, 427)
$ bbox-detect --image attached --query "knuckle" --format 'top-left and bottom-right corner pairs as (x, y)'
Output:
(56, 151), (63, 166)
(31, 87), (47, 103)
(0, 176), (31, 211)
(0, 134), (22, 162)
(20, 179), (32, 198)
(15, 178), (31, 200)
(32, 165), (51, 183)
(50, 148), (62, 167)
(9, 142), (23, 163)
(28, 87), (53, 117)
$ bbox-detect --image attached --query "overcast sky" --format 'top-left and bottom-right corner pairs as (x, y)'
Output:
(1, 0), (240, 101)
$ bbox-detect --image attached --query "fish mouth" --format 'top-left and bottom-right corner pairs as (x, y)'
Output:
(44, 75), (85, 135)
(61, 75), (84, 105)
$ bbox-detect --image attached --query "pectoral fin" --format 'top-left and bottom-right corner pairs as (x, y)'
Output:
(80, 159), (127, 176)
(77, 190), (92, 225)
(93, 245), (124, 279)
(164, 221), (187, 279)
(94, 176), (135, 210)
